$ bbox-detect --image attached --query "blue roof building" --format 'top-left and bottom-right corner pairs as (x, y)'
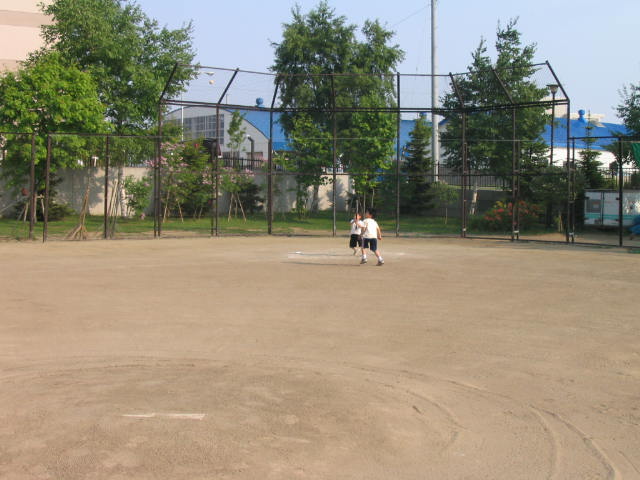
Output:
(170, 106), (630, 167)
(541, 109), (629, 151)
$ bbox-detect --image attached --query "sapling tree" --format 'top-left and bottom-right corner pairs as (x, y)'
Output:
(430, 181), (460, 224)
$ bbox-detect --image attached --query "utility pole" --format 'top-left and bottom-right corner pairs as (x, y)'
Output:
(431, 0), (440, 179)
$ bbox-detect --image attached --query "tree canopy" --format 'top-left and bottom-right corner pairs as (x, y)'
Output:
(0, 0), (197, 193)
(39, 0), (196, 133)
(617, 83), (640, 136)
(441, 19), (548, 177)
(401, 114), (433, 213)
(271, 1), (403, 212)
(0, 51), (110, 187)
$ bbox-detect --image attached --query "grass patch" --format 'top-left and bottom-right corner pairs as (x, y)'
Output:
(1, 211), (611, 241)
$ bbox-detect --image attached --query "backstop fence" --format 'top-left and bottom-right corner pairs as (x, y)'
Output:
(1, 63), (639, 247)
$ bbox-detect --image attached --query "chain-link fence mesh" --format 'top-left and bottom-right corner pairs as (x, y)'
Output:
(3, 64), (639, 247)
(0, 132), (39, 240)
(2, 131), (639, 246)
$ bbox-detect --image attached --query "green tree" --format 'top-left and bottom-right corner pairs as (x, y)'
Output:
(159, 141), (211, 220)
(401, 115), (433, 214)
(338, 20), (403, 210)
(441, 19), (548, 178)
(578, 118), (605, 189)
(123, 174), (152, 217)
(0, 51), (109, 189)
(617, 83), (640, 136)
(227, 111), (247, 160)
(39, 0), (196, 134)
(613, 83), (640, 183)
(271, 2), (403, 212)
(429, 181), (460, 224)
(288, 113), (332, 216)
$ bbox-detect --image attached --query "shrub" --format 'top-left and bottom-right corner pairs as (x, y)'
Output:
(480, 200), (542, 231)
(123, 174), (152, 217)
(12, 200), (74, 221)
(47, 202), (75, 221)
(625, 172), (640, 189)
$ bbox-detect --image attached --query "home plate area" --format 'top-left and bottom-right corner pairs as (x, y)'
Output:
(0, 356), (615, 479)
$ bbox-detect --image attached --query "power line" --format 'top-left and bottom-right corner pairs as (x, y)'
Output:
(391, 6), (428, 28)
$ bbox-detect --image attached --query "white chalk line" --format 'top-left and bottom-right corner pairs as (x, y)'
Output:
(287, 251), (406, 258)
(122, 413), (206, 420)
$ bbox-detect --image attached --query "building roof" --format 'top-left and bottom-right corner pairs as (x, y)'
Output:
(541, 110), (629, 150)
(239, 109), (434, 153)
(186, 107), (629, 153)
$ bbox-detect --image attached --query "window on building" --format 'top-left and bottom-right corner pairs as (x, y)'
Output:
(181, 114), (224, 144)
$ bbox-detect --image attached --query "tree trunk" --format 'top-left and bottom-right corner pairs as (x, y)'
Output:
(178, 202), (184, 222)
(117, 166), (125, 217)
(310, 184), (320, 213)
(470, 181), (479, 216)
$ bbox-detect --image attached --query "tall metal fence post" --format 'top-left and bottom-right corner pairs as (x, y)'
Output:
(267, 80), (279, 236)
(618, 136), (624, 247)
(43, 134), (51, 242)
(157, 109), (164, 238)
(515, 142), (521, 238)
(209, 140), (215, 237)
(511, 109), (517, 241)
(461, 113), (468, 238)
(29, 133), (36, 241)
(267, 137), (273, 235)
(396, 72), (401, 238)
(153, 142), (159, 238)
(153, 140), (160, 238)
(571, 137), (577, 243)
(103, 135), (110, 239)
(565, 98), (572, 243)
(331, 75), (337, 237)
(215, 105), (220, 237)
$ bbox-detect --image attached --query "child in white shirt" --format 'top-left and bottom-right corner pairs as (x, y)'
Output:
(349, 213), (363, 255)
(357, 208), (384, 266)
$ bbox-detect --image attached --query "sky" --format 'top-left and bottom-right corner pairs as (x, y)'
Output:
(135, 0), (640, 123)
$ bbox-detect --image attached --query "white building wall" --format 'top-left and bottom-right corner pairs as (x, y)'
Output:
(166, 107), (270, 160)
(550, 147), (618, 169)
(0, 0), (52, 71)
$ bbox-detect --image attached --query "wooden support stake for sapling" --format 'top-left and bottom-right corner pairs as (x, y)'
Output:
(66, 185), (90, 240)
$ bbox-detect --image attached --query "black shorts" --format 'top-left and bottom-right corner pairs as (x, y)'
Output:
(363, 237), (378, 251)
(349, 234), (362, 248)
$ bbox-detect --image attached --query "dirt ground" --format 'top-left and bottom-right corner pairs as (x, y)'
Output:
(1, 236), (639, 479)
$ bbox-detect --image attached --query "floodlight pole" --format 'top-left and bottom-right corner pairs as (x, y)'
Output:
(431, 0), (440, 178)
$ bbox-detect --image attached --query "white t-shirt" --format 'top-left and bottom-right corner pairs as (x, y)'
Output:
(349, 219), (362, 235)
(359, 218), (380, 239)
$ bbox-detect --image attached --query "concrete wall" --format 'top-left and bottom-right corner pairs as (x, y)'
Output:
(54, 166), (150, 216)
(0, 167), (353, 218)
